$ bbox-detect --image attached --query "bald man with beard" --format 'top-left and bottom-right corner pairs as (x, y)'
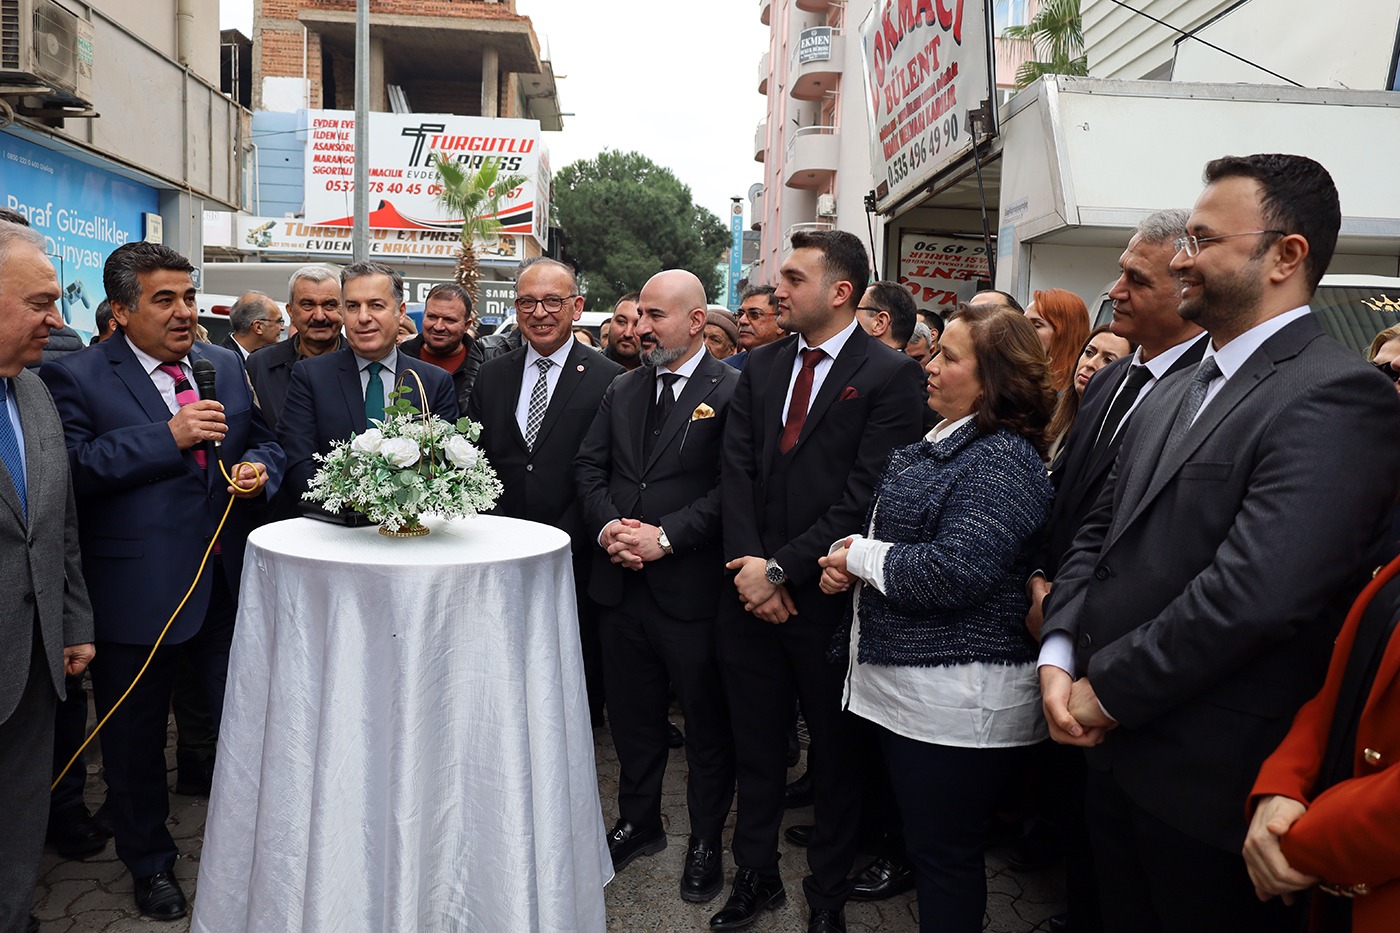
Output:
(576, 270), (740, 903)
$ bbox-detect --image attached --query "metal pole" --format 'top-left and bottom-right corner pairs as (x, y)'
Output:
(352, 0), (370, 262)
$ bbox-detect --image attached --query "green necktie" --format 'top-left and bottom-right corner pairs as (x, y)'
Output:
(365, 361), (385, 425)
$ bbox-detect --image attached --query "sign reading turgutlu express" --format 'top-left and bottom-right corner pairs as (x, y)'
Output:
(860, 1), (993, 209)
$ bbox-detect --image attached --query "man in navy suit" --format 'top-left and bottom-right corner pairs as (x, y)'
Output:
(40, 242), (284, 922)
(576, 270), (739, 901)
(278, 261), (458, 505)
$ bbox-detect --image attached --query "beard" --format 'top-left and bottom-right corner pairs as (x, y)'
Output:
(641, 339), (685, 368)
(1178, 257), (1264, 334)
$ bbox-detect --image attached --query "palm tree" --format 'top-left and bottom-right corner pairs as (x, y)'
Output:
(431, 154), (528, 301)
(1003, 0), (1087, 89)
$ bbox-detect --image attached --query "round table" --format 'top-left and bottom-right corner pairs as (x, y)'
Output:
(192, 515), (612, 932)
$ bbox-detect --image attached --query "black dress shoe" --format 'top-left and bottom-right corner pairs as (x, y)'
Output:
(848, 855), (915, 902)
(807, 908), (847, 933)
(785, 724), (801, 768)
(1047, 913), (1070, 932)
(133, 870), (187, 921)
(783, 770), (813, 809)
(784, 823), (812, 847)
(46, 808), (108, 860)
(681, 836), (724, 903)
(668, 722), (685, 749)
(607, 819), (666, 872)
(710, 868), (785, 930)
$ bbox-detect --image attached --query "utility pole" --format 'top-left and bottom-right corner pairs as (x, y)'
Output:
(352, 0), (370, 262)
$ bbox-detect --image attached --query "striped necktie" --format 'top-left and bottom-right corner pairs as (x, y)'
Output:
(0, 379), (26, 520)
(157, 363), (207, 469)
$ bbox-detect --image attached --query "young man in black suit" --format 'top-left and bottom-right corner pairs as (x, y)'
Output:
(715, 230), (925, 933)
(467, 258), (624, 722)
(1040, 154), (1400, 933)
(576, 269), (739, 902)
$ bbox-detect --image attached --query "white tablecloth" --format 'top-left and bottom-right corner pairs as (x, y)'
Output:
(192, 515), (612, 932)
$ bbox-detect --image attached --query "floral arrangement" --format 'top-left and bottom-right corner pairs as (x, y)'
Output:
(303, 386), (502, 534)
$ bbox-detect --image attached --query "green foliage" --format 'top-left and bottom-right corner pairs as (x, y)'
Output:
(432, 155), (528, 300)
(552, 150), (730, 313)
(1003, 0), (1087, 89)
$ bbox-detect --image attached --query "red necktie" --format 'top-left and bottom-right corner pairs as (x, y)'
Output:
(779, 348), (825, 454)
(158, 363), (207, 470)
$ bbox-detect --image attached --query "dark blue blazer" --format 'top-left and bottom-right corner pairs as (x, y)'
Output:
(38, 335), (285, 645)
(278, 347), (459, 502)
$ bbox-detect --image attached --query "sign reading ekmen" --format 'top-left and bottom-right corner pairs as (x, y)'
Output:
(860, 1), (992, 208)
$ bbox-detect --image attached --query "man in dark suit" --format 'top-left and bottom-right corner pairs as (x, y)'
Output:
(40, 241), (284, 922)
(278, 261), (458, 504)
(727, 284), (786, 372)
(220, 291), (284, 365)
(245, 265), (346, 433)
(398, 282), (483, 414)
(715, 230), (925, 933)
(468, 258), (624, 723)
(0, 222), (94, 933)
(576, 269), (739, 902)
(1039, 154), (1400, 933)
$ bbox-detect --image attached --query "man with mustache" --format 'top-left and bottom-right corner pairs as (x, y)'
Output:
(605, 293), (642, 372)
(725, 284), (786, 372)
(246, 265), (347, 433)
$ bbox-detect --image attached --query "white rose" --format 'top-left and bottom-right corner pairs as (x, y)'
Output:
(380, 437), (421, 467)
(444, 435), (481, 470)
(351, 428), (384, 455)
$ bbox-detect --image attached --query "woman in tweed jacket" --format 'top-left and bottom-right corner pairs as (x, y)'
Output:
(819, 303), (1057, 933)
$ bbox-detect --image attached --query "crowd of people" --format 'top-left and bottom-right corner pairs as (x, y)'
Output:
(2, 150), (1400, 933)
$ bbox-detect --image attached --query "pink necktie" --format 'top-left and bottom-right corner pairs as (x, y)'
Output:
(158, 364), (207, 470)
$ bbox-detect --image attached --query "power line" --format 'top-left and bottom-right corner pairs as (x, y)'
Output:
(1103, 0), (1304, 88)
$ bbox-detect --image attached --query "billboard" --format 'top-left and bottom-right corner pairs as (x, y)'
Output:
(0, 132), (159, 335)
(303, 110), (548, 249)
(898, 232), (990, 309)
(860, 1), (993, 209)
(237, 217), (529, 264)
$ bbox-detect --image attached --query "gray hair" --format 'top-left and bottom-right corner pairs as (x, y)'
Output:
(909, 321), (932, 345)
(229, 291), (276, 335)
(516, 257), (577, 293)
(1136, 208), (1190, 247)
(342, 260), (404, 305)
(287, 264), (341, 305)
(0, 221), (48, 284)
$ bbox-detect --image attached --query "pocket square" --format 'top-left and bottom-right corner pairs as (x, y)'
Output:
(690, 403), (716, 421)
(839, 386), (860, 401)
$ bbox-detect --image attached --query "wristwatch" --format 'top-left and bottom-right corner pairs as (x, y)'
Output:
(765, 557), (787, 585)
(657, 527), (674, 556)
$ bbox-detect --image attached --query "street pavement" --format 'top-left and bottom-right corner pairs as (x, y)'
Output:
(32, 708), (1064, 931)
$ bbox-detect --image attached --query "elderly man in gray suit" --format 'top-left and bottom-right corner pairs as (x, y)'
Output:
(1039, 154), (1400, 933)
(0, 221), (94, 933)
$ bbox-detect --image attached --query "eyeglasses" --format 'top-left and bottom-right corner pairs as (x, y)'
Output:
(258, 317), (284, 329)
(855, 306), (885, 315)
(514, 295), (577, 314)
(735, 308), (774, 321)
(1374, 359), (1400, 383)
(1174, 230), (1286, 257)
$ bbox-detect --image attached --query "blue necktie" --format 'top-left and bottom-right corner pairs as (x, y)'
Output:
(0, 379), (27, 520)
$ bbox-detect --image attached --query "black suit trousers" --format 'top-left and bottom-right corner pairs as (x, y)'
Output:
(601, 576), (734, 842)
(91, 565), (236, 878)
(1085, 767), (1299, 933)
(0, 623), (56, 933)
(716, 599), (860, 911)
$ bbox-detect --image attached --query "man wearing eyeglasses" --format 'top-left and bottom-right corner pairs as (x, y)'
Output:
(467, 257), (625, 724)
(221, 291), (285, 366)
(725, 284), (787, 372)
(246, 265), (347, 433)
(1039, 154), (1400, 932)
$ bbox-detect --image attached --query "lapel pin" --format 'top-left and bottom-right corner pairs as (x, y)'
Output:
(577, 364), (585, 372)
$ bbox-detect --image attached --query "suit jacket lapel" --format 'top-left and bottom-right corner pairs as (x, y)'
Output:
(629, 367), (653, 473)
(794, 326), (869, 449)
(336, 349), (367, 433)
(532, 342), (591, 452)
(110, 336), (177, 426)
(760, 336), (799, 477)
(1, 374), (43, 526)
(645, 354), (723, 473)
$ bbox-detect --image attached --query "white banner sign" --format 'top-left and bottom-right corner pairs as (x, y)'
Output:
(898, 233), (990, 309)
(303, 110), (547, 246)
(861, 1), (992, 208)
(237, 216), (527, 263)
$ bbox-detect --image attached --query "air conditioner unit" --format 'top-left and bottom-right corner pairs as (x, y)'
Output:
(816, 193), (837, 218)
(0, 0), (94, 109)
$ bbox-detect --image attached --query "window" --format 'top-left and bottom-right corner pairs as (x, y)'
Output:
(994, 0), (1032, 35)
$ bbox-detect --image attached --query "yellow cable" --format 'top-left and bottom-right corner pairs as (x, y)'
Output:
(51, 459), (262, 792)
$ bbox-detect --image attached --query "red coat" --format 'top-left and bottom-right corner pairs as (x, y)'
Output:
(1250, 553), (1400, 933)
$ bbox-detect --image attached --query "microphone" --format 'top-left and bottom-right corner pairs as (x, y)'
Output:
(192, 358), (221, 451)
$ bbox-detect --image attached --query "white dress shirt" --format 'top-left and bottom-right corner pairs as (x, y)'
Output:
(514, 337), (576, 437)
(125, 335), (195, 415)
(839, 415), (1047, 748)
(781, 317), (859, 419)
(1092, 333), (1207, 448)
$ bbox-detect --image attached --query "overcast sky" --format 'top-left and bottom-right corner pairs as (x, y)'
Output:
(220, 0), (769, 223)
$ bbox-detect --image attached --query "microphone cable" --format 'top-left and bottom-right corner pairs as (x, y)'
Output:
(50, 456), (263, 791)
